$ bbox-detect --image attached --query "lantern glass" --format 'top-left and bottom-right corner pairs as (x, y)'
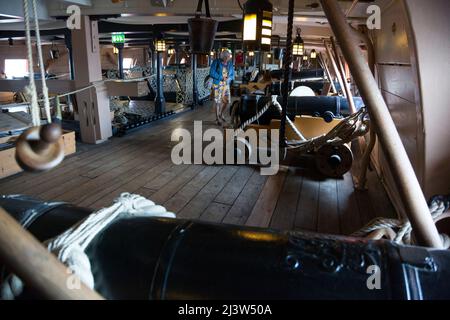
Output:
(242, 0), (273, 51)
(292, 30), (304, 57)
(210, 51), (215, 56)
(303, 55), (308, 61)
(262, 19), (272, 28)
(267, 53), (272, 58)
(155, 40), (166, 52)
(243, 14), (257, 41)
(113, 47), (119, 55)
(310, 49), (317, 59)
(248, 51), (255, 57)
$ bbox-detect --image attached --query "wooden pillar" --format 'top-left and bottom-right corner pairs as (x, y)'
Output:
(280, 0), (295, 148)
(330, 37), (356, 113)
(192, 53), (199, 108)
(155, 51), (165, 114)
(324, 40), (346, 97)
(117, 44), (124, 80)
(72, 16), (112, 144)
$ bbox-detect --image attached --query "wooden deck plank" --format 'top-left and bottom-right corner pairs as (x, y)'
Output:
(294, 171), (321, 232)
(337, 173), (362, 236)
(317, 178), (340, 235)
(150, 164), (204, 204)
(143, 163), (190, 191)
(222, 171), (267, 226)
(77, 153), (172, 208)
(214, 166), (254, 205)
(199, 202), (231, 223)
(246, 168), (287, 228)
(55, 144), (166, 204)
(163, 166), (221, 213)
(178, 166), (238, 220)
(270, 168), (303, 231)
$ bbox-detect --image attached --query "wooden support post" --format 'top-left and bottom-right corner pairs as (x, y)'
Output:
(0, 206), (104, 300)
(319, 52), (337, 94)
(320, 0), (443, 248)
(155, 50), (165, 114)
(330, 37), (356, 114)
(192, 53), (198, 108)
(72, 16), (112, 144)
(280, 0), (295, 149)
(324, 40), (346, 98)
(117, 44), (124, 80)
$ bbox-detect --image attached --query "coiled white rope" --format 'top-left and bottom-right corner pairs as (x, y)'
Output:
(0, 193), (175, 299)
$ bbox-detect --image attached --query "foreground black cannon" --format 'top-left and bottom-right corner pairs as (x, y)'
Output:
(1, 195), (450, 300)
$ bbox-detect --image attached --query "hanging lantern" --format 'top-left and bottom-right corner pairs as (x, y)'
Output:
(242, 0), (273, 51)
(248, 51), (255, 57)
(310, 49), (317, 59)
(113, 46), (119, 55)
(155, 39), (166, 52)
(168, 47), (176, 55)
(267, 53), (272, 59)
(292, 28), (304, 57)
(210, 50), (215, 56)
(188, 0), (218, 54)
(303, 54), (308, 61)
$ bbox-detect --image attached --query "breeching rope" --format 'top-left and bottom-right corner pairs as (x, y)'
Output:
(352, 195), (450, 248)
(0, 193), (176, 299)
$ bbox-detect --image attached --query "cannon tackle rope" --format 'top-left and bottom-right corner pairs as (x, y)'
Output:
(352, 195), (450, 248)
(22, 0), (52, 126)
(22, 0), (39, 127)
(234, 95), (306, 141)
(0, 193), (176, 300)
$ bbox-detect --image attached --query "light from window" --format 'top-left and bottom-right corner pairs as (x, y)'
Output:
(5, 59), (29, 79)
(123, 58), (134, 70)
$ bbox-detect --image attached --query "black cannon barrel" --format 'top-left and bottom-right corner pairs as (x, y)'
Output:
(1, 195), (450, 300)
(238, 95), (365, 126)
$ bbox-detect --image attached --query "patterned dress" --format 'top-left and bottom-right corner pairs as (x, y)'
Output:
(213, 63), (231, 105)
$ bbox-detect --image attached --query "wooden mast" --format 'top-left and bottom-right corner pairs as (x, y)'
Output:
(0, 206), (104, 300)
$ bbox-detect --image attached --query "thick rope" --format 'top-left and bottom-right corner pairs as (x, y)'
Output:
(285, 107), (369, 153)
(352, 195), (450, 248)
(233, 96), (367, 153)
(22, 0), (40, 127)
(271, 98), (306, 141)
(31, 0), (51, 123)
(0, 193), (175, 299)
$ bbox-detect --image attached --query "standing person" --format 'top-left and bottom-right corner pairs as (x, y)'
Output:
(209, 50), (234, 126)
